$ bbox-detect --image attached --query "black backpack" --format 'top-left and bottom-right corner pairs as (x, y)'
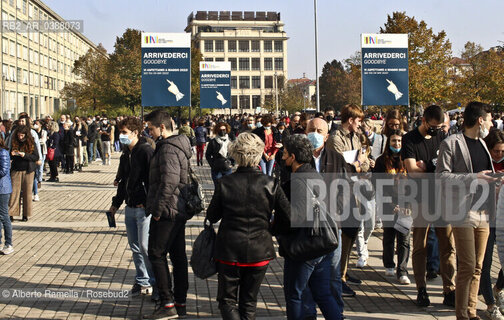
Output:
(180, 161), (205, 219)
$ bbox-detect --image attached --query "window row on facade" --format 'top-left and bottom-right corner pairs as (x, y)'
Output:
(203, 57), (284, 71)
(203, 39), (283, 53)
(230, 94), (274, 109)
(2, 64), (62, 90)
(2, 90), (61, 115)
(230, 75), (282, 89)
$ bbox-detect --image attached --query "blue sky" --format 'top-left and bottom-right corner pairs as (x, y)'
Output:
(45, 0), (503, 79)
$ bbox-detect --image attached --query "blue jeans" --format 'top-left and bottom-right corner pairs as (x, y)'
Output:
(0, 193), (12, 246)
(124, 206), (155, 287)
(480, 227), (504, 305)
(87, 142), (94, 162)
(259, 157), (275, 176)
(303, 228), (343, 317)
(284, 251), (342, 320)
(211, 168), (232, 186)
(427, 226), (440, 272)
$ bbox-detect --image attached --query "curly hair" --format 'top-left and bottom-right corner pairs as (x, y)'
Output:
(283, 135), (314, 164)
(228, 133), (264, 167)
(119, 116), (143, 134)
(213, 122), (231, 135)
(12, 125), (35, 153)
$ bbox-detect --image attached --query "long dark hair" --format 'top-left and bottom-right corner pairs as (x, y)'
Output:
(12, 125), (35, 153)
(383, 129), (404, 173)
(0, 135), (7, 150)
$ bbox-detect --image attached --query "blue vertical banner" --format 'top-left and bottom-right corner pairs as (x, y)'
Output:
(361, 33), (409, 106)
(141, 33), (191, 107)
(199, 62), (231, 109)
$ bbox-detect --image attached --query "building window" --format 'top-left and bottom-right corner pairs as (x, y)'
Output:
(231, 95), (238, 109)
(239, 76), (250, 89)
(239, 58), (249, 71)
(240, 95), (250, 109)
(251, 40), (260, 52)
(251, 58), (260, 71)
(239, 40), (249, 52)
(204, 57), (214, 62)
(204, 40), (213, 52)
(22, 0), (26, 14)
(2, 38), (7, 54)
(215, 40), (224, 52)
(215, 57), (224, 62)
(274, 40), (283, 52)
(264, 40), (272, 52)
(264, 58), (273, 71)
(252, 95), (261, 108)
(9, 40), (15, 56)
(275, 58), (284, 71)
(252, 76), (261, 89)
(231, 76), (237, 89)
(228, 40), (236, 52)
(264, 76), (273, 89)
(228, 58), (237, 71)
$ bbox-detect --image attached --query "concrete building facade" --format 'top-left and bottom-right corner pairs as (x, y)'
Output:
(1, 0), (98, 119)
(185, 11), (288, 114)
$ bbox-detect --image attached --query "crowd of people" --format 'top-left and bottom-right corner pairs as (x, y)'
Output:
(3, 103), (504, 320)
(0, 113), (127, 257)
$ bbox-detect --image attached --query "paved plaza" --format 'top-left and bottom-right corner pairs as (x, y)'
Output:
(0, 152), (499, 319)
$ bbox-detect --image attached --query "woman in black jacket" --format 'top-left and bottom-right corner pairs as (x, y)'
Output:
(62, 121), (75, 174)
(205, 122), (234, 186)
(206, 132), (291, 320)
(47, 121), (62, 182)
(8, 125), (39, 222)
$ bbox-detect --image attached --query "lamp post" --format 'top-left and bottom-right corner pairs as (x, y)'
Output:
(1, 75), (5, 119)
(274, 72), (279, 117)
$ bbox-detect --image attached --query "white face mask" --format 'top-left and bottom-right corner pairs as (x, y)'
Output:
(33, 124), (40, 130)
(480, 124), (489, 139)
(494, 155), (504, 163)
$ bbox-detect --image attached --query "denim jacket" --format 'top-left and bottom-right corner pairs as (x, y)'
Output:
(0, 148), (12, 194)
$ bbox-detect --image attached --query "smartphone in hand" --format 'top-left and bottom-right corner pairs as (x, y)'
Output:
(106, 211), (116, 228)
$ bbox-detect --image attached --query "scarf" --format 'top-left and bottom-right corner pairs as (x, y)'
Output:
(216, 135), (230, 158)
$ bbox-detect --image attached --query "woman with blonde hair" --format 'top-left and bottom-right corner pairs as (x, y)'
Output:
(206, 132), (291, 320)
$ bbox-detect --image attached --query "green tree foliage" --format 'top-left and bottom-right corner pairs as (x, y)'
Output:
(60, 44), (108, 114)
(380, 12), (453, 107)
(453, 42), (504, 106)
(106, 28), (142, 113)
(317, 59), (360, 111)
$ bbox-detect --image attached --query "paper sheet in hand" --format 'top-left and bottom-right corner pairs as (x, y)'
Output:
(342, 150), (359, 164)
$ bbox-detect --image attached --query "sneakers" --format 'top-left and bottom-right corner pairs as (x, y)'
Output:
(356, 256), (367, 268)
(1, 245), (14, 255)
(175, 303), (187, 318)
(486, 307), (504, 320)
(443, 290), (455, 307)
(494, 286), (504, 314)
(416, 287), (430, 307)
(143, 304), (178, 319)
(385, 268), (395, 277)
(346, 274), (361, 285)
(131, 283), (152, 297)
(342, 281), (356, 297)
(399, 275), (411, 285)
(33, 194), (40, 202)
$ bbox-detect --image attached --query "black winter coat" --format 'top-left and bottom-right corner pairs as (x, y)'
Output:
(206, 166), (291, 263)
(62, 129), (76, 155)
(146, 134), (192, 220)
(112, 137), (154, 208)
(205, 135), (234, 172)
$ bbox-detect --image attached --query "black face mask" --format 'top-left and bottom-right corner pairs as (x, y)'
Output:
(427, 127), (439, 136)
(218, 130), (226, 137)
(326, 115), (333, 122)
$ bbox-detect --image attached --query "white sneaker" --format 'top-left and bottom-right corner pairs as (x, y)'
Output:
(2, 245), (14, 255)
(399, 275), (411, 285)
(486, 306), (504, 320)
(494, 286), (504, 314)
(385, 268), (395, 277)
(356, 256), (367, 268)
(33, 194), (40, 202)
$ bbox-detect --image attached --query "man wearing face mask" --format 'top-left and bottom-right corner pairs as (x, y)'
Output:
(301, 117), (351, 318)
(324, 108), (338, 134)
(437, 102), (498, 320)
(109, 117), (156, 299)
(100, 117), (112, 165)
(401, 104), (456, 308)
(86, 117), (97, 163)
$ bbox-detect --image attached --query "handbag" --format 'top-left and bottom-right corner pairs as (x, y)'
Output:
(277, 181), (339, 262)
(190, 219), (217, 279)
(47, 147), (55, 161)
